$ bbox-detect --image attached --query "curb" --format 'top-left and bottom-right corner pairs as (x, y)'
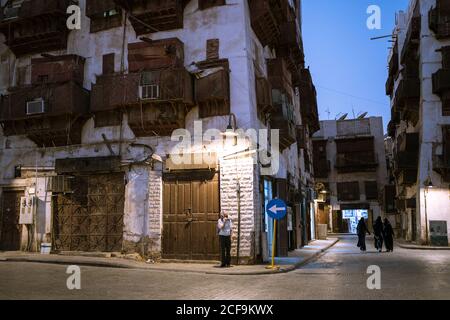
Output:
(287, 237), (340, 272)
(0, 238), (340, 276)
(396, 242), (450, 251)
(1, 257), (138, 269)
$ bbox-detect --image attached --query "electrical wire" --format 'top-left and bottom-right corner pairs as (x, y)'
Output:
(313, 84), (388, 106)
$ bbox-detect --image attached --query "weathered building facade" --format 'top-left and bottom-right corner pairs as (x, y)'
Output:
(312, 117), (388, 234)
(386, 0), (450, 246)
(0, 0), (319, 262)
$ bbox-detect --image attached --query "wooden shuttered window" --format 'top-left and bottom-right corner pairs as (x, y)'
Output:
(444, 126), (450, 166)
(443, 99), (450, 116)
(337, 182), (360, 201)
(206, 39), (220, 61)
(102, 53), (115, 75)
(364, 181), (378, 200)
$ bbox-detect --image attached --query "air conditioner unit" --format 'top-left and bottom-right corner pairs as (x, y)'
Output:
(139, 84), (160, 100)
(26, 99), (46, 115)
(19, 196), (36, 225)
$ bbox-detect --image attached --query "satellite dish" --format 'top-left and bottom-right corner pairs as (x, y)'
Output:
(338, 113), (348, 121)
(357, 112), (368, 119)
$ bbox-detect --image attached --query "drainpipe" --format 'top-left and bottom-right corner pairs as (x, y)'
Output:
(236, 180), (241, 265)
(424, 187), (429, 245)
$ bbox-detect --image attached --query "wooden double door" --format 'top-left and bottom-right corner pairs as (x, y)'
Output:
(0, 191), (23, 251)
(162, 172), (220, 261)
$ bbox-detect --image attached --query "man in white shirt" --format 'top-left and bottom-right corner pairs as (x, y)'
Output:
(217, 213), (233, 267)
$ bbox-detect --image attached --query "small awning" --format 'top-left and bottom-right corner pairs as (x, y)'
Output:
(165, 153), (218, 171)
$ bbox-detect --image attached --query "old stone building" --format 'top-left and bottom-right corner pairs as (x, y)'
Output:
(386, 0), (450, 246)
(312, 117), (388, 234)
(0, 0), (319, 263)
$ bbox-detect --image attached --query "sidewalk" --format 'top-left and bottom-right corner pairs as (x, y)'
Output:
(396, 239), (450, 250)
(0, 238), (339, 275)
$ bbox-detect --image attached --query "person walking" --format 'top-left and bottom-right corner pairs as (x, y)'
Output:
(356, 218), (370, 251)
(217, 213), (233, 267)
(373, 216), (384, 253)
(383, 218), (395, 252)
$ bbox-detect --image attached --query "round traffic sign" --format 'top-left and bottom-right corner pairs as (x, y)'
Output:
(266, 199), (287, 220)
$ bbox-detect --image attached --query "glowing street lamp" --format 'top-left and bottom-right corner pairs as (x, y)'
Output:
(221, 113), (239, 139)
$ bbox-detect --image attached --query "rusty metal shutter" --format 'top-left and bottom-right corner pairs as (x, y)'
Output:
(53, 173), (125, 252)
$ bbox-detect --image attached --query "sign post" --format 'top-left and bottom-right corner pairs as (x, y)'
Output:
(265, 199), (288, 270)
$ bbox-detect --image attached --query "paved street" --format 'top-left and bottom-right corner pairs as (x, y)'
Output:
(1, 236), (449, 300)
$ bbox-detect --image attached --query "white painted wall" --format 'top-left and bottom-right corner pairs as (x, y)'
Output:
(0, 0), (311, 256)
(389, 0), (450, 244)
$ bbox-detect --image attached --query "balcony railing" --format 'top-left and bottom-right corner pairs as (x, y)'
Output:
(396, 132), (419, 153)
(30, 54), (85, 86)
(401, 16), (421, 62)
(114, 0), (185, 35)
(433, 69), (450, 96)
(433, 154), (450, 182)
(92, 69), (193, 112)
(335, 153), (378, 173)
(256, 77), (273, 120)
(268, 58), (292, 94)
(397, 168), (418, 186)
(271, 89), (296, 150)
(383, 185), (397, 214)
(128, 38), (185, 72)
(0, 81), (89, 146)
(277, 21), (304, 86)
(86, 0), (122, 33)
(314, 159), (331, 179)
(249, 0), (294, 48)
(387, 121), (397, 138)
(386, 75), (395, 96)
(299, 69), (320, 134)
(1, 82), (89, 121)
(394, 77), (420, 124)
(92, 68), (192, 136)
(396, 78), (420, 102)
(394, 151), (419, 176)
(249, 0), (281, 48)
(429, 2), (450, 39)
(86, 0), (119, 18)
(0, 0), (74, 56)
(0, 0), (72, 21)
(440, 46), (450, 69)
(195, 60), (230, 118)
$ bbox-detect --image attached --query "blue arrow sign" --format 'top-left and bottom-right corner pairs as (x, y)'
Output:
(266, 199), (287, 220)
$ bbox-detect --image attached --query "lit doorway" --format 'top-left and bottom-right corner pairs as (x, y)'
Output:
(342, 209), (369, 234)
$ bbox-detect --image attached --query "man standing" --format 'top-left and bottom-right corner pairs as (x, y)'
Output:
(217, 213), (233, 267)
